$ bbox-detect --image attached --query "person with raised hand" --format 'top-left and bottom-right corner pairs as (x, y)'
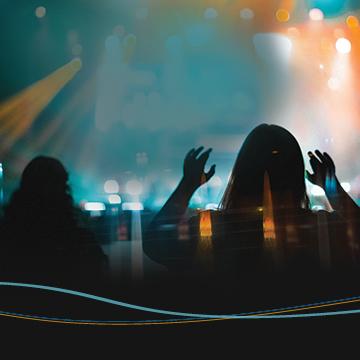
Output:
(306, 150), (359, 216)
(143, 147), (215, 269)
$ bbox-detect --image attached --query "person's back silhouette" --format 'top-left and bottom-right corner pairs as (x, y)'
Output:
(144, 124), (352, 275)
(0, 156), (107, 286)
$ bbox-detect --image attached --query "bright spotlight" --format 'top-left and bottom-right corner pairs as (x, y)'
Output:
(108, 194), (122, 204)
(310, 185), (325, 197)
(341, 182), (351, 193)
(84, 202), (106, 211)
(309, 8), (324, 21)
(336, 38), (351, 54)
(104, 179), (119, 194)
(122, 202), (144, 211)
(125, 179), (143, 196)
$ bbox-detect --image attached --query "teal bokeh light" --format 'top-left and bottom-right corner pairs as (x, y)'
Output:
(308, 0), (347, 17)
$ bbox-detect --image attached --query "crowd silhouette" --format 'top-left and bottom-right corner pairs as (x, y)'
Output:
(144, 124), (360, 276)
(1, 124), (360, 301)
(0, 156), (107, 287)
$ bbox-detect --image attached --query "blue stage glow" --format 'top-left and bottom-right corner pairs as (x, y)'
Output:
(308, 0), (347, 17)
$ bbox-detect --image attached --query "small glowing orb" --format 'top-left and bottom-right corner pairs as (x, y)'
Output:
(319, 64), (324, 70)
(336, 37), (352, 54)
(311, 185), (325, 197)
(276, 9), (290, 23)
(347, 15), (359, 28)
(204, 8), (218, 20)
(240, 8), (254, 20)
(108, 194), (122, 204)
(309, 8), (324, 21)
(104, 180), (119, 194)
(328, 77), (340, 91)
(35, 6), (46, 18)
(126, 179), (143, 196)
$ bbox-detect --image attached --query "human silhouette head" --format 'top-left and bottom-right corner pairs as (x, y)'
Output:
(220, 124), (309, 212)
(4, 156), (75, 245)
(20, 156), (69, 197)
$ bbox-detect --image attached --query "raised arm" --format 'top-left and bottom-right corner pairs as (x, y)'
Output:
(143, 147), (215, 268)
(151, 146), (215, 226)
(306, 150), (359, 215)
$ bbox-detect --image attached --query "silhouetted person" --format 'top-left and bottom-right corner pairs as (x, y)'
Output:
(0, 156), (107, 286)
(144, 124), (354, 276)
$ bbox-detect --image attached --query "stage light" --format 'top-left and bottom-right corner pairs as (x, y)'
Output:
(108, 194), (122, 204)
(309, 8), (324, 21)
(204, 8), (218, 20)
(84, 202), (106, 211)
(310, 185), (325, 197)
(0, 59), (81, 154)
(341, 182), (351, 192)
(240, 8), (254, 20)
(336, 37), (351, 54)
(328, 77), (340, 91)
(104, 179), (119, 193)
(346, 15), (359, 29)
(276, 9), (290, 23)
(308, 0), (346, 17)
(35, 6), (46, 18)
(122, 202), (144, 211)
(125, 179), (143, 196)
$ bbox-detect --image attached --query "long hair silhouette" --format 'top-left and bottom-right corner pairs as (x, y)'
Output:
(220, 124), (309, 213)
(3, 156), (77, 250)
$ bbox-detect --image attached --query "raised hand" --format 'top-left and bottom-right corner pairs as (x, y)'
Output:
(183, 147), (216, 191)
(306, 150), (336, 191)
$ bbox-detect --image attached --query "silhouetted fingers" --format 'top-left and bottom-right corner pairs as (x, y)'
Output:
(192, 146), (204, 159)
(314, 150), (327, 165)
(308, 151), (321, 172)
(323, 152), (336, 171)
(197, 148), (212, 164)
(184, 148), (195, 162)
(205, 164), (216, 182)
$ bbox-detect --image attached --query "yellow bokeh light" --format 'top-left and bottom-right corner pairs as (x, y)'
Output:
(35, 6), (46, 18)
(276, 9), (290, 23)
(346, 15), (359, 29)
